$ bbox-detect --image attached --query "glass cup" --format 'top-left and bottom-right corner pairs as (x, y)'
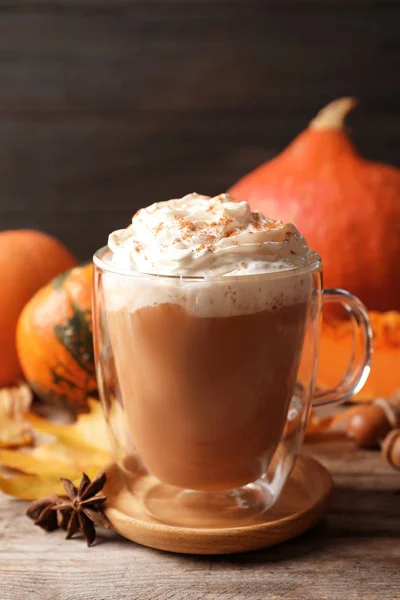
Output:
(93, 247), (372, 528)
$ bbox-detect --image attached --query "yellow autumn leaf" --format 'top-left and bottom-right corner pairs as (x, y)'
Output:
(0, 470), (99, 501)
(0, 474), (68, 499)
(0, 398), (112, 500)
(26, 398), (110, 455)
(0, 449), (68, 477)
(33, 442), (109, 472)
(0, 420), (33, 449)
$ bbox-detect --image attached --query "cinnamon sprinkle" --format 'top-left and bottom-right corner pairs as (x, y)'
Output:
(226, 228), (240, 238)
(153, 223), (164, 235)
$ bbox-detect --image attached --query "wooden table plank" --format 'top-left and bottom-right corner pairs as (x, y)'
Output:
(1, 440), (399, 600)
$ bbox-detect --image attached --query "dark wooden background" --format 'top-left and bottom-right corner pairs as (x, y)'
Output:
(1, 0), (399, 260)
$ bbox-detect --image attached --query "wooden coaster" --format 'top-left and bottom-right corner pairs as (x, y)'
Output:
(104, 455), (333, 555)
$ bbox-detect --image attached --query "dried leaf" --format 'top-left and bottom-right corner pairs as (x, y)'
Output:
(32, 440), (108, 472)
(0, 474), (71, 500)
(0, 383), (33, 448)
(26, 399), (109, 456)
(0, 448), (70, 477)
(0, 398), (111, 500)
(0, 383), (32, 417)
(0, 420), (33, 449)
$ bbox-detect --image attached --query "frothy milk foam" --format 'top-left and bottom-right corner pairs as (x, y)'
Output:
(103, 193), (312, 316)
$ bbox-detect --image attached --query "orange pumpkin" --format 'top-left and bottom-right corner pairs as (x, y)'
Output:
(229, 98), (400, 312)
(318, 312), (400, 402)
(0, 230), (77, 387)
(16, 264), (97, 413)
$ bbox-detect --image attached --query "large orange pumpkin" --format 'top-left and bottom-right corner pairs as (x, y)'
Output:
(17, 264), (97, 413)
(0, 230), (77, 387)
(229, 98), (400, 312)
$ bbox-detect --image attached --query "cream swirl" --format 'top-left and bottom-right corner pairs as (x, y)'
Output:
(108, 193), (311, 277)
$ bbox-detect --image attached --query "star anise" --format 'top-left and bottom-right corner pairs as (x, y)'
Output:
(26, 472), (111, 547)
(26, 493), (61, 532)
(55, 472), (111, 546)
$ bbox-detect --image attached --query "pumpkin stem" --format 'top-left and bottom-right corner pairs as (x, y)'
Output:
(309, 97), (358, 131)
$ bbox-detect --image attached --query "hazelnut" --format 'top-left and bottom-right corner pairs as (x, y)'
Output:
(382, 429), (400, 470)
(345, 399), (398, 448)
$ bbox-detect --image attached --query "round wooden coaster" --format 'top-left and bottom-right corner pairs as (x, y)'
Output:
(104, 455), (333, 555)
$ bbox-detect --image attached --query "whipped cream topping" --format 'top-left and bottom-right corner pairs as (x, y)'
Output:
(108, 193), (311, 277)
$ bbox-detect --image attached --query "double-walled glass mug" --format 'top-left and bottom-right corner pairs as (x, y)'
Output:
(93, 247), (372, 528)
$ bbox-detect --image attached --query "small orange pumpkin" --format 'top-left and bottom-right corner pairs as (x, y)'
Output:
(16, 264), (97, 413)
(0, 230), (77, 387)
(318, 311), (400, 402)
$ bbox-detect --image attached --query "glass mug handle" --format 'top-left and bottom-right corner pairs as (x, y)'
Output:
(313, 289), (373, 407)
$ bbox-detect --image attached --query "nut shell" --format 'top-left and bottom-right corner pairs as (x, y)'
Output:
(345, 401), (396, 448)
(381, 429), (400, 470)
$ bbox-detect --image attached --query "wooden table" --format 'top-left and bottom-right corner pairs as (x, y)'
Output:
(1, 440), (399, 600)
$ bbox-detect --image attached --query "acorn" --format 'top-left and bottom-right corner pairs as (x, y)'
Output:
(345, 399), (399, 449)
(381, 429), (400, 470)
